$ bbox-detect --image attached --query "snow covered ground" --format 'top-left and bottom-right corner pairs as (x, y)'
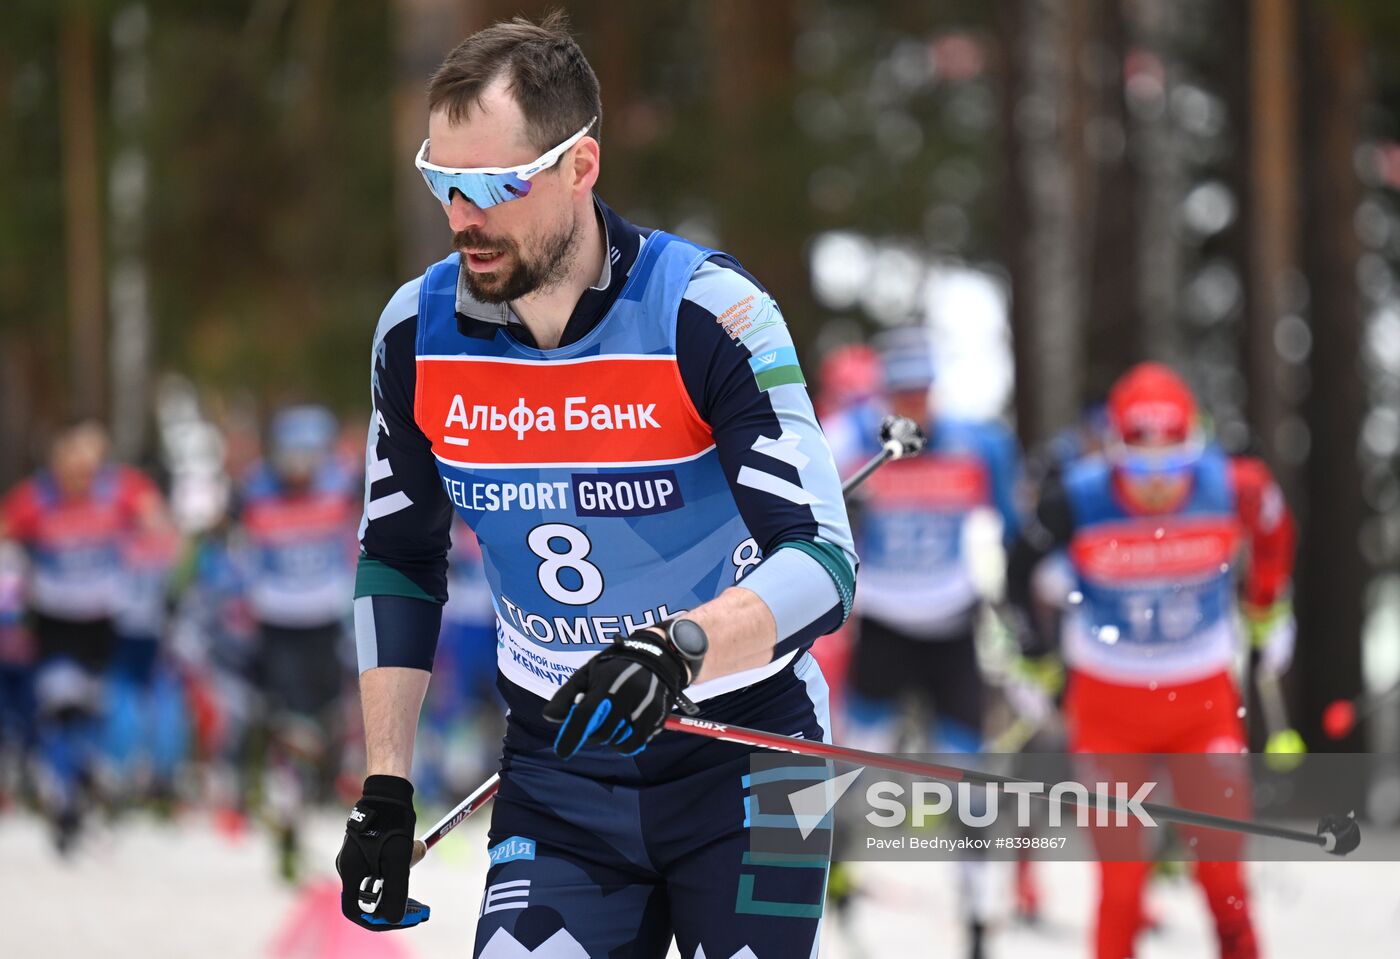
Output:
(2, 809), (1397, 958)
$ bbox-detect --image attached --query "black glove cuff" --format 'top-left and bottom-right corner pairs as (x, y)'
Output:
(363, 775), (414, 805)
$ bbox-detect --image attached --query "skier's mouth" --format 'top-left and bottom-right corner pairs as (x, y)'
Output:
(464, 250), (505, 271)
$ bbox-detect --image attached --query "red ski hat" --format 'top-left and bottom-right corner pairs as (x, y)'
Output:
(1107, 363), (1197, 446)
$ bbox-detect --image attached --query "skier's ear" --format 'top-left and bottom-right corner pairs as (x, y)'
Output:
(566, 134), (600, 199)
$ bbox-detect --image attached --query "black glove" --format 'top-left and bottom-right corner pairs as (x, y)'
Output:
(543, 620), (707, 759)
(336, 775), (430, 931)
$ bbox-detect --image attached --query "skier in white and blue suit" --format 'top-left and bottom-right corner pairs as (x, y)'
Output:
(336, 13), (857, 957)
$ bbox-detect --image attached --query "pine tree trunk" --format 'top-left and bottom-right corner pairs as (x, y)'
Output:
(391, 0), (477, 276)
(109, 5), (153, 461)
(1246, 0), (1299, 472)
(1296, 3), (1367, 751)
(1083, 0), (1143, 397)
(708, 0), (816, 357)
(59, 10), (107, 421)
(1001, 0), (1085, 444)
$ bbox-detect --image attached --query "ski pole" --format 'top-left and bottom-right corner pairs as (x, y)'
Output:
(1255, 668), (1306, 763)
(416, 705), (1362, 866)
(838, 414), (925, 494)
(664, 714), (1361, 856)
(412, 772), (499, 865)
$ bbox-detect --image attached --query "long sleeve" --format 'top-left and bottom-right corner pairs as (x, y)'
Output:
(0, 480), (39, 542)
(1229, 456), (1296, 608)
(976, 420), (1025, 546)
(354, 277), (455, 672)
(675, 256), (858, 661)
(1004, 471), (1077, 655)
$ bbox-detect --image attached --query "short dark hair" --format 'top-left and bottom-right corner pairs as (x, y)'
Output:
(427, 10), (601, 153)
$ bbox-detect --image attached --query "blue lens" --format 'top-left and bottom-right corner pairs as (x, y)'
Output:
(419, 168), (533, 209)
(1117, 447), (1201, 476)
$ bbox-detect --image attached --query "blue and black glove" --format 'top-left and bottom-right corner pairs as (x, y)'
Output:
(543, 620), (707, 758)
(336, 775), (430, 931)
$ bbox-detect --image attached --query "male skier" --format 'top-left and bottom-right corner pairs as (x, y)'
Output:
(239, 404), (358, 878)
(338, 14), (856, 957)
(1006, 363), (1296, 959)
(0, 421), (169, 850)
(822, 326), (1021, 956)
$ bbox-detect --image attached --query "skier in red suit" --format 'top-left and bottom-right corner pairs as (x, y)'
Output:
(1007, 363), (1297, 959)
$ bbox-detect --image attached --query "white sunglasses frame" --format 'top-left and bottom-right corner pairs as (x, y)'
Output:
(414, 116), (598, 203)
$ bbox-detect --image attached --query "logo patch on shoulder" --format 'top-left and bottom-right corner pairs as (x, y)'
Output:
(716, 294), (783, 345)
(746, 345), (804, 391)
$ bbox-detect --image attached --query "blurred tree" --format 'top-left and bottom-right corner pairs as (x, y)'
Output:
(0, 4), (65, 482)
(1000, 0), (1085, 444)
(1244, 0), (1298, 475)
(997, 0), (1037, 443)
(391, 0), (473, 277)
(143, 0), (395, 416)
(1131, 0), (1186, 368)
(108, 3), (155, 460)
(1083, 0), (1143, 398)
(708, 0), (816, 352)
(59, 4), (108, 420)
(1297, 1), (1369, 751)
(1216, 0), (1257, 454)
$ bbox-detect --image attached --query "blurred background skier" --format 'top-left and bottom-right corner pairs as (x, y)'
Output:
(233, 404), (359, 879)
(0, 421), (171, 851)
(1006, 362), (1298, 959)
(824, 326), (1023, 957)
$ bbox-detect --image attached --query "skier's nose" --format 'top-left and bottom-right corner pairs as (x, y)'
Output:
(447, 193), (487, 233)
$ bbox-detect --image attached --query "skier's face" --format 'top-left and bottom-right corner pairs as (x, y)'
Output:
(426, 78), (600, 304)
(272, 448), (318, 490)
(49, 422), (108, 498)
(887, 388), (930, 423)
(1115, 439), (1193, 513)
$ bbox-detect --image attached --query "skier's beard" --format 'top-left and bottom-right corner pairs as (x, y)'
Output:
(455, 210), (580, 305)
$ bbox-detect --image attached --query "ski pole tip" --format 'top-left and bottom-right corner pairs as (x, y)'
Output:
(1317, 812), (1361, 856)
(879, 415), (926, 458)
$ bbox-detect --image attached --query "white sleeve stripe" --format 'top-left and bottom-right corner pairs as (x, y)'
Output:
(737, 466), (819, 506)
(366, 453), (393, 484)
(365, 491), (413, 520)
(752, 429), (811, 470)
